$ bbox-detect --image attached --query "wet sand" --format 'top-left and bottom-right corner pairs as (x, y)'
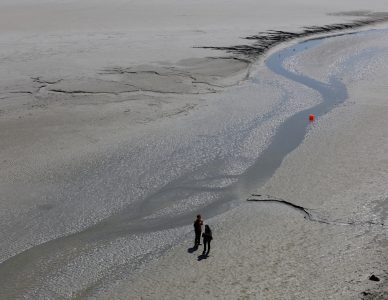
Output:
(100, 29), (388, 299)
(1, 0), (388, 298)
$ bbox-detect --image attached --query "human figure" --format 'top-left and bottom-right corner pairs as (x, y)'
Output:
(193, 214), (203, 248)
(202, 224), (213, 256)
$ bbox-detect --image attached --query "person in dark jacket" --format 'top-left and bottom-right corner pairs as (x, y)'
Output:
(193, 214), (203, 248)
(202, 225), (213, 256)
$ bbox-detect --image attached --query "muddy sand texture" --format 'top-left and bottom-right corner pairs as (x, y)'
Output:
(96, 26), (388, 300)
(2, 0), (388, 298)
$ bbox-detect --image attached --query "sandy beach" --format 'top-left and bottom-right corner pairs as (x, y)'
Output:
(1, 0), (388, 299)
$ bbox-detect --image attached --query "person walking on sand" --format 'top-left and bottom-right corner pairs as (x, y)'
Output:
(202, 225), (213, 256)
(193, 214), (203, 248)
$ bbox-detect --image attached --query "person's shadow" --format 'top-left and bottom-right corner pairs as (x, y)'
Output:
(197, 253), (208, 261)
(188, 246), (209, 260)
(187, 246), (198, 253)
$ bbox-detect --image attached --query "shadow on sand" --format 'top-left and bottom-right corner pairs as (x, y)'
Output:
(188, 245), (210, 260)
(197, 254), (209, 261)
(187, 246), (198, 253)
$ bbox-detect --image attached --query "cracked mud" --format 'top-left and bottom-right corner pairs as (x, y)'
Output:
(12, 57), (249, 101)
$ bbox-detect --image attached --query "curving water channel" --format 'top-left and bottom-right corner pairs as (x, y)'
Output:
(0, 28), (385, 298)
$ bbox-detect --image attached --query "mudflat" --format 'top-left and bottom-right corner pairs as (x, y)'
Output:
(1, 0), (388, 298)
(95, 29), (388, 300)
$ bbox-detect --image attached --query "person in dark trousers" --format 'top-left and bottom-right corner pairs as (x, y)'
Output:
(202, 225), (213, 256)
(193, 214), (203, 248)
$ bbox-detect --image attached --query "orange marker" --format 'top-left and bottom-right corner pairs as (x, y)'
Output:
(309, 114), (315, 122)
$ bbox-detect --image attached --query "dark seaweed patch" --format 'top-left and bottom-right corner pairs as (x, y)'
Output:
(196, 14), (388, 59)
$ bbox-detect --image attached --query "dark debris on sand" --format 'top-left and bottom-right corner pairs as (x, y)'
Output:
(361, 273), (388, 300)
